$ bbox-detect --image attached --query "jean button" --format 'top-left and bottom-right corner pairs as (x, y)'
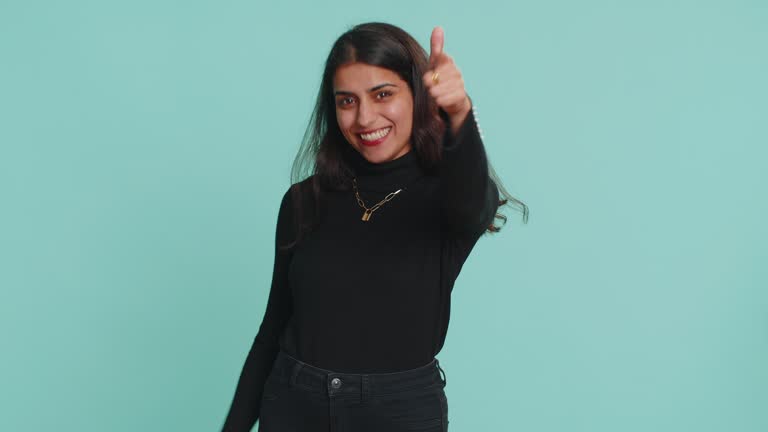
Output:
(331, 377), (342, 389)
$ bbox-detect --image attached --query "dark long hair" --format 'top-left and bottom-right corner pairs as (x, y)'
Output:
(282, 22), (528, 251)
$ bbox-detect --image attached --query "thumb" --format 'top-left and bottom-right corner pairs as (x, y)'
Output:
(429, 26), (444, 68)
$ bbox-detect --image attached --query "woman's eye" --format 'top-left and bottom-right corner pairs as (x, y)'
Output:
(339, 97), (354, 106)
(376, 90), (392, 99)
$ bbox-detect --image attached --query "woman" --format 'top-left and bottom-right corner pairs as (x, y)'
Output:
(221, 22), (528, 432)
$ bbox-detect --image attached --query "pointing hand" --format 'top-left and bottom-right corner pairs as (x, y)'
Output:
(423, 26), (471, 130)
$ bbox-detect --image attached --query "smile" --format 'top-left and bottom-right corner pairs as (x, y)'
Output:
(358, 127), (392, 141)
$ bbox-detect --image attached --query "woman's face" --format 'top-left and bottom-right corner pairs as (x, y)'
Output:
(333, 62), (414, 164)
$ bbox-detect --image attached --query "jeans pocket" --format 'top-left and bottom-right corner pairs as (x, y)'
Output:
(258, 376), (295, 430)
(260, 374), (289, 403)
(372, 387), (443, 431)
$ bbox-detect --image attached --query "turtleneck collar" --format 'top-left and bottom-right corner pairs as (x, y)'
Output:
(342, 145), (427, 192)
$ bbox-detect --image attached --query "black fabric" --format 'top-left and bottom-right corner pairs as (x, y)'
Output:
(221, 105), (498, 431)
(257, 349), (448, 431)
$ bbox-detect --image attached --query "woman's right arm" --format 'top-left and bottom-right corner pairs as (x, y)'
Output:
(220, 188), (295, 432)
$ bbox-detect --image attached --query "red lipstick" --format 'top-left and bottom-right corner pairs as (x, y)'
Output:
(358, 127), (391, 147)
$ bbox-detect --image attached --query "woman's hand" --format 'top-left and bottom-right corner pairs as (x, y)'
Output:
(422, 26), (472, 135)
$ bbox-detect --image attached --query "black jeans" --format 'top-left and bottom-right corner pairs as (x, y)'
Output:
(258, 350), (449, 431)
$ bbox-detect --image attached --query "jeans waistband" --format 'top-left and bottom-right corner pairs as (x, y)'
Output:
(270, 350), (447, 399)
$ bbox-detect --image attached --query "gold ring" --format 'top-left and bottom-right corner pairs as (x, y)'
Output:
(431, 71), (440, 85)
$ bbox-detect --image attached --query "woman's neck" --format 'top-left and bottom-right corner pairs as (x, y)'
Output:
(343, 146), (426, 192)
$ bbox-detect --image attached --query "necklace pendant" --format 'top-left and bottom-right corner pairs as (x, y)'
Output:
(361, 210), (372, 221)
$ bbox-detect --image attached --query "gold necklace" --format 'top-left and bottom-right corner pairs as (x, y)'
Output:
(352, 178), (402, 222)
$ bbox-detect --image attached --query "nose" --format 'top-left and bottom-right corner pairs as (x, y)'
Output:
(356, 100), (376, 128)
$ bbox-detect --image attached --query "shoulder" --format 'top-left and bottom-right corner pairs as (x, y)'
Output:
(278, 174), (319, 215)
(287, 174), (318, 199)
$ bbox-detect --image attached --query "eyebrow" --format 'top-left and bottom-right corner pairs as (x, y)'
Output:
(333, 83), (397, 96)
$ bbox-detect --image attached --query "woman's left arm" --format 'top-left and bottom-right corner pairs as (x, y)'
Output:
(423, 27), (499, 237)
(439, 100), (499, 237)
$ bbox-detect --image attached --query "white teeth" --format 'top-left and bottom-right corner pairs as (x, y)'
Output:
(359, 127), (391, 141)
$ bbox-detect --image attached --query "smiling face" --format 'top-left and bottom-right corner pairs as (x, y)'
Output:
(333, 62), (414, 164)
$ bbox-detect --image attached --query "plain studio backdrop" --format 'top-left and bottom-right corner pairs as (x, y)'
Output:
(1, 1), (765, 431)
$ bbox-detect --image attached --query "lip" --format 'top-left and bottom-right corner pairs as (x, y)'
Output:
(358, 127), (392, 147)
(357, 126), (391, 134)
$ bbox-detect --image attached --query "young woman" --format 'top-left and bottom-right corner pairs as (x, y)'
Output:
(221, 22), (528, 432)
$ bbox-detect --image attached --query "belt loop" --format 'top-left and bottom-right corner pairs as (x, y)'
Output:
(435, 359), (447, 386)
(289, 361), (302, 387)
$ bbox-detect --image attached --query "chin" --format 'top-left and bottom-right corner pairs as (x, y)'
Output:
(356, 144), (409, 164)
(361, 150), (392, 164)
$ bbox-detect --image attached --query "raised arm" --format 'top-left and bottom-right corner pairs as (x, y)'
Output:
(438, 102), (499, 238)
(422, 26), (499, 238)
(220, 188), (295, 432)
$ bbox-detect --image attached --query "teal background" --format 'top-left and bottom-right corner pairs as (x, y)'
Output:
(1, 0), (766, 431)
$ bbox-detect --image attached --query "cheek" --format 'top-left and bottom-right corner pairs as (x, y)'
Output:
(336, 110), (353, 133)
(384, 103), (410, 126)
(388, 102), (413, 133)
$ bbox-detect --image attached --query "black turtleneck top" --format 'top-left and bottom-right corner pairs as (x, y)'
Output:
(221, 104), (499, 431)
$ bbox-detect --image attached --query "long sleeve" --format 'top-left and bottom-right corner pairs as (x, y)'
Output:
(220, 188), (295, 432)
(439, 99), (500, 239)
